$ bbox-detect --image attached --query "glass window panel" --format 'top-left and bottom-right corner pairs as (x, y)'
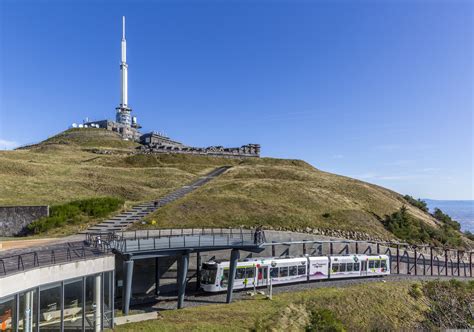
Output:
(270, 268), (278, 278)
(354, 263), (360, 271)
(298, 265), (306, 275)
(0, 296), (16, 332)
(346, 263), (353, 272)
(279, 267), (289, 277)
(340, 264), (346, 272)
(221, 270), (229, 287)
(263, 268), (268, 280)
(103, 272), (113, 329)
(245, 268), (255, 279)
(289, 266), (298, 276)
(235, 268), (245, 280)
(63, 279), (83, 331)
(369, 260), (375, 269)
(375, 260), (380, 268)
(381, 260), (387, 269)
(19, 289), (37, 332)
(332, 263), (339, 273)
(39, 283), (62, 330)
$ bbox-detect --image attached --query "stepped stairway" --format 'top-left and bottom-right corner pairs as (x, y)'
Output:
(81, 166), (231, 234)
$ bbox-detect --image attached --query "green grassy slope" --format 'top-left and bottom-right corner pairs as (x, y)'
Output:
(1, 128), (445, 241)
(112, 281), (446, 331)
(138, 161), (440, 239)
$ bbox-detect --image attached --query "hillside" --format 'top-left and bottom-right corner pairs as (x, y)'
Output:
(113, 280), (474, 331)
(0, 128), (454, 242)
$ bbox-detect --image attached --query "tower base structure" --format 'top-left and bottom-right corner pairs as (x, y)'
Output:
(83, 119), (142, 141)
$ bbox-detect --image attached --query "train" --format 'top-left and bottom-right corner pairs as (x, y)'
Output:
(200, 254), (390, 292)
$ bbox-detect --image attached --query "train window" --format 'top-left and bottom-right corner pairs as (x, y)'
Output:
(270, 268), (278, 278)
(279, 267), (289, 277)
(289, 266), (298, 276)
(381, 260), (387, 269)
(361, 261), (367, 271)
(222, 270), (229, 287)
(201, 269), (217, 285)
(236, 268), (245, 279)
(375, 260), (380, 268)
(340, 263), (346, 272)
(346, 263), (353, 272)
(369, 260), (374, 269)
(245, 268), (255, 279)
(332, 263), (339, 273)
(354, 263), (360, 271)
(263, 268), (268, 280)
(298, 265), (306, 275)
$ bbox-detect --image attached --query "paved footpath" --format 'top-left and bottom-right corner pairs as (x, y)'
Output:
(83, 166), (231, 234)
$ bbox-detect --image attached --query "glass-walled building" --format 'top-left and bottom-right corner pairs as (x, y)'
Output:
(0, 271), (114, 332)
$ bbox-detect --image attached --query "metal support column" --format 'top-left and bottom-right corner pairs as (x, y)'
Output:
(154, 257), (160, 296)
(177, 253), (189, 309)
(430, 247), (433, 276)
(94, 274), (102, 332)
(122, 260), (134, 315)
(414, 247), (417, 276)
(196, 252), (202, 291)
(457, 251), (461, 277)
(302, 242), (306, 255)
(355, 242), (359, 255)
(272, 242), (276, 256)
(226, 249), (240, 304)
(470, 252), (473, 278)
(396, 245), (400, 274)
(445, 250), (449, 276)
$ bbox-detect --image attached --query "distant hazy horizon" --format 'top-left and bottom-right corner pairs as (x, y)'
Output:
(424, 199), (474, 232)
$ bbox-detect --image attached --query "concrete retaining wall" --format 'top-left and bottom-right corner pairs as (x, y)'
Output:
(0, 206), (49, 236)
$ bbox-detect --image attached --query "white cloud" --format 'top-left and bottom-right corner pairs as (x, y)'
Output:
(0, 139), (19, 150)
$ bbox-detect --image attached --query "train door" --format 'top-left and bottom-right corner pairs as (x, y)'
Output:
(257, 266), (268, 286)
(361, 260), (368, 276)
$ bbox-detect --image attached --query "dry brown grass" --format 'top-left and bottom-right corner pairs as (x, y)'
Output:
(113, 281), (429, 331)
(1, 128), (443, 241)
(139, 164), (440, 239)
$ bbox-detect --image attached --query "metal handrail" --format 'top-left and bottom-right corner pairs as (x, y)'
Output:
(0, 243), (108, 277)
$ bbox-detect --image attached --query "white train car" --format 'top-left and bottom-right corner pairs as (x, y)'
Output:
(329, 254), (390, 278)
(201, 254), (390, 293)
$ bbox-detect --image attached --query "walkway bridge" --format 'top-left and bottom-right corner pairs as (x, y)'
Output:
(86, 228), (266, 313)
(83, 228), (474, 314)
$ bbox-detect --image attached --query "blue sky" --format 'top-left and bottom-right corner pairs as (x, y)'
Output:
(0, 0), (472, 200)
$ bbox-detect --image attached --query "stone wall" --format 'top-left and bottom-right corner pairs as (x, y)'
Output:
(0, 206), (49, 236)
(138, 143), (261, 158)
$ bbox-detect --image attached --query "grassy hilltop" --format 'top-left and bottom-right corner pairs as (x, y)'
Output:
(0, 128), (461, 242)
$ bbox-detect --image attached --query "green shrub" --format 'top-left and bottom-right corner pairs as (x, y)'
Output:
(27, 197), (124, 234)
(432, 208), (461, 231)
(306, 308), (346, 332)
(422, 280), (474, 329)
(383, 206), (462, 247)
(403, 195), (429, 212)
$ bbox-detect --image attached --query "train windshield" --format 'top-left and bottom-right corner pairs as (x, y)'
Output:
(201, 265), (217, 285)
